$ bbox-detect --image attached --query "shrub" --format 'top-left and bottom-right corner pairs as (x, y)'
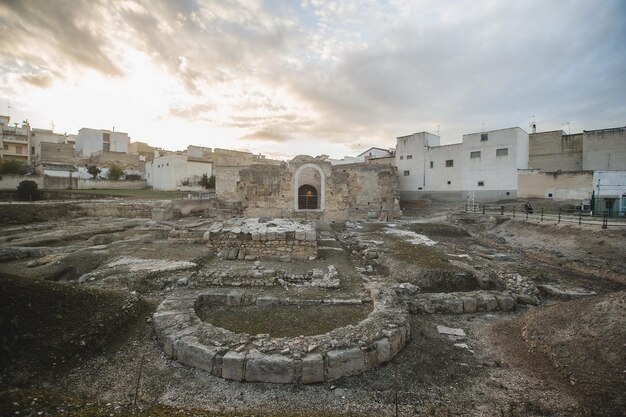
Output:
(125, 173), (142, 181)
(107, 164), (124, 181)
(0, 159), (26, 175)
(86, 165), (101, 179)
(199, 173), (215, 189)
(16, 180), (40, 201)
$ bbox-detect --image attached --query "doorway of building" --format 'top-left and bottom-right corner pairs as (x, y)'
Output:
(298, 185), (318, 210)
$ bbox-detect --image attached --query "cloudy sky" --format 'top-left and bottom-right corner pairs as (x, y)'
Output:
(1, 0), (624, 160)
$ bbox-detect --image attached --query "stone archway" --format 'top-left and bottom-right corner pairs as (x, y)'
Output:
(293, 163), (326, 211)
(298, 184), (318, 210)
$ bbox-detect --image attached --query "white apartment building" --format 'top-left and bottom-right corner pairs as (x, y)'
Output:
(396, 127), (529, 202)
(146, 154), (213, 190)
(0, 115), (31, 165)
(76, 128), (129, 156)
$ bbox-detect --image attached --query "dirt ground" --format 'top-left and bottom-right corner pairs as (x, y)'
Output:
(0, 202), (624, 416)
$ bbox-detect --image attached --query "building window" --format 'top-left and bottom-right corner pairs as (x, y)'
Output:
(16, 146), (22, 154)
(403, 170), (410, 176)
(447, 180), (451, 185)
(496, 148), (509, 157)
(430, 161), (433, 168)
(3, 144), (7, 150)
(470, 151), (481, 159)
(399, 156), (404, 160)
(103, 142), (110, 151)
(103, 132), (110, 142)
(445, 159), (454, 167)
(478, 181), (485, 186)
(481, 133), (488, 141)
(406, 155), (413, 160)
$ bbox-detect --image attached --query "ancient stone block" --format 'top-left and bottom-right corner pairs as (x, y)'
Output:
(480, 295), (499, 311)
(496, 295), (516, 311)
(325, 347), (366, 381)
(245, 353), (294, 384)
(221, 351), (246, 381)
(302, 354), (325, 384)
(462, 297), (478, 313)
(375, 338), (391, 363)
(175, 336), (216, 373)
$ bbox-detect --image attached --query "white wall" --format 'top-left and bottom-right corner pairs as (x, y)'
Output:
(396, 127), (529, 199)
(147, 155), (213, 190)
(76, 128), (129, 156)
(396, 132), (440, 192)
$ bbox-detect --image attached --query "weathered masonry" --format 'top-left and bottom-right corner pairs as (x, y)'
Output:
(228, 155), (401, 222)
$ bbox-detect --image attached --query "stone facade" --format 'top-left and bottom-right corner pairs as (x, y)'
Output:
(232, 155), (401, 222)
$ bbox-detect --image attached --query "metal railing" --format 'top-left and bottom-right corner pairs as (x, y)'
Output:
(465, 203), (626, 229)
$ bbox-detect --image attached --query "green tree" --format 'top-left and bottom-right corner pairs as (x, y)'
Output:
(107, 164), (124, 181)
(16, 180), (40, 201)
(86, 164), (101, 179)
(199, 173), (215, 189)
(0, 159), (26, 175)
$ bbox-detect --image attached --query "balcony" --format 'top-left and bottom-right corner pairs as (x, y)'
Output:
(1, 135), (29, 143)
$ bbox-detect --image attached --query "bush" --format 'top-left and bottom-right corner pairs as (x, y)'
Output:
(16, 180), (40, 201)
(107, 164), (124, 181)
(0, 159), (26, 175)
(125, 173), (142, 181)
(86, 165), (101, 179)
(199, 173), (215, 189)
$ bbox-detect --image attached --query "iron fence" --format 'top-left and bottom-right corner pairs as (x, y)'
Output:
(465, 203), (626, 229)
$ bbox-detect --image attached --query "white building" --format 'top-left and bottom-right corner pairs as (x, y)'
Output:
(396, 127), (529, 202)
(147, 154), (213, 190)
(328, 147), (393, 166)
(593, 171), (626, 216)
(76, 128), (129, 156)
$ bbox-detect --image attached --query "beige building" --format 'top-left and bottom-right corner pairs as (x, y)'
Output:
(0, 115), (31, 165)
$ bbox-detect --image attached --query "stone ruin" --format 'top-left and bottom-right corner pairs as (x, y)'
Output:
(153, 285), (409, 384)
(168, 218), (318, 262)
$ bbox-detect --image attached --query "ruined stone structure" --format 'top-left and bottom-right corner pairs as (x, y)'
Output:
(153, 285), (409, 384)
(222, 155), (400, 222)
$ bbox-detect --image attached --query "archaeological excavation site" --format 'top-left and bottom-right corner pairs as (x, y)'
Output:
(0, 161), (625, 417)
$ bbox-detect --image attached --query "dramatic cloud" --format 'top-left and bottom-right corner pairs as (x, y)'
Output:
(0, 0), (624, 157)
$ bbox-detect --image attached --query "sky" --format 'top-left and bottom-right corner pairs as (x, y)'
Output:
(0, 0), (625, 160)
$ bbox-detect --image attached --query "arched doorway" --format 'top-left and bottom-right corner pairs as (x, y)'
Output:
(298, 185), (318, 209)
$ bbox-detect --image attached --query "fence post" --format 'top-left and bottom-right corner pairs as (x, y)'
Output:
(579, 210), (582, 226)
(540, 207), (544, 222)
(482, 205), (485, 215)
(602, 211), (608, 229)
(500, 205), (504, 215)
(525, 209), (528, 221)
(513, 206), (516, 218)
(558, 208), (561, 224)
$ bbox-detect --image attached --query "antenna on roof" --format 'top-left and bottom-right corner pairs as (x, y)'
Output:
(7, 100), (11, 119)
(437, 124), (440, 135)
(482, 122), (485, 132)
(529, 115), (536, 133)
(561, 121), (571, 134)
(51, 121), (54, 131)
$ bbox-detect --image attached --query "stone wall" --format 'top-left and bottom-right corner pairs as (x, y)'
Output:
(0, 174), (45, 190)
(153, 285), (409, 384)
(206, 221), (317, 261)
(232, 156), (401, 222)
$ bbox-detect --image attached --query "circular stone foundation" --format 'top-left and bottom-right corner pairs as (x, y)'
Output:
(153, 285), (409, 384)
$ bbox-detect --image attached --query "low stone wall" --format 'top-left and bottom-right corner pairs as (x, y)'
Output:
(78, 202), (153, 218)
(395, 286), (532, 314)
(0, 175), (45, 190)
(77, 179), (148, 190)
(153, 285), (409, 384)
(194, 263), (340, 289)
(205, 218), (318, 261)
